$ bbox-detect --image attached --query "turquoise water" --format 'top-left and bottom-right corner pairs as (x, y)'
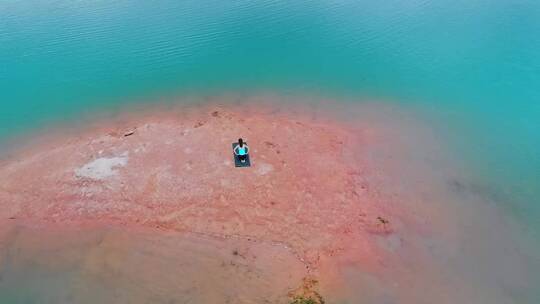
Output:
(1, 0), (539, 285)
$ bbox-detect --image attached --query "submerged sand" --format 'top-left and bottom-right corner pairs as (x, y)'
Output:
(0, 97), (533, 303)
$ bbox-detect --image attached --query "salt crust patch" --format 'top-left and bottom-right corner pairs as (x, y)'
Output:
(75, 153), (128, 180)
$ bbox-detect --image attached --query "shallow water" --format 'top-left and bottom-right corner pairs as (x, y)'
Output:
(1, 0), (539, 302)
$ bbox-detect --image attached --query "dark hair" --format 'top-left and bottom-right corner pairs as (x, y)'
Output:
(238, 138), (244, 147)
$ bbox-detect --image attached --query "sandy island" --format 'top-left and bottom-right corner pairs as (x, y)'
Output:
(0, 97), (531, 303)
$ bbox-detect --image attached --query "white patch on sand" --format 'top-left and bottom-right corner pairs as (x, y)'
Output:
(75, 154), (128, 180)
(256, 163), (274, 176)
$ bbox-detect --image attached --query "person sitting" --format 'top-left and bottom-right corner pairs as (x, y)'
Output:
(234, 138), (249, 162)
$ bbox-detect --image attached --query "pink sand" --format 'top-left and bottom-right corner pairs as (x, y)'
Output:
(0, 98), (531, 303)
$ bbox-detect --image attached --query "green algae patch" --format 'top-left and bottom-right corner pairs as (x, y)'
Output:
(288, 277), (325, 304)
(289, 296), (320, 304)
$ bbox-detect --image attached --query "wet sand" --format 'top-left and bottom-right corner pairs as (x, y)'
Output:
(0, 97), (533, 303)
